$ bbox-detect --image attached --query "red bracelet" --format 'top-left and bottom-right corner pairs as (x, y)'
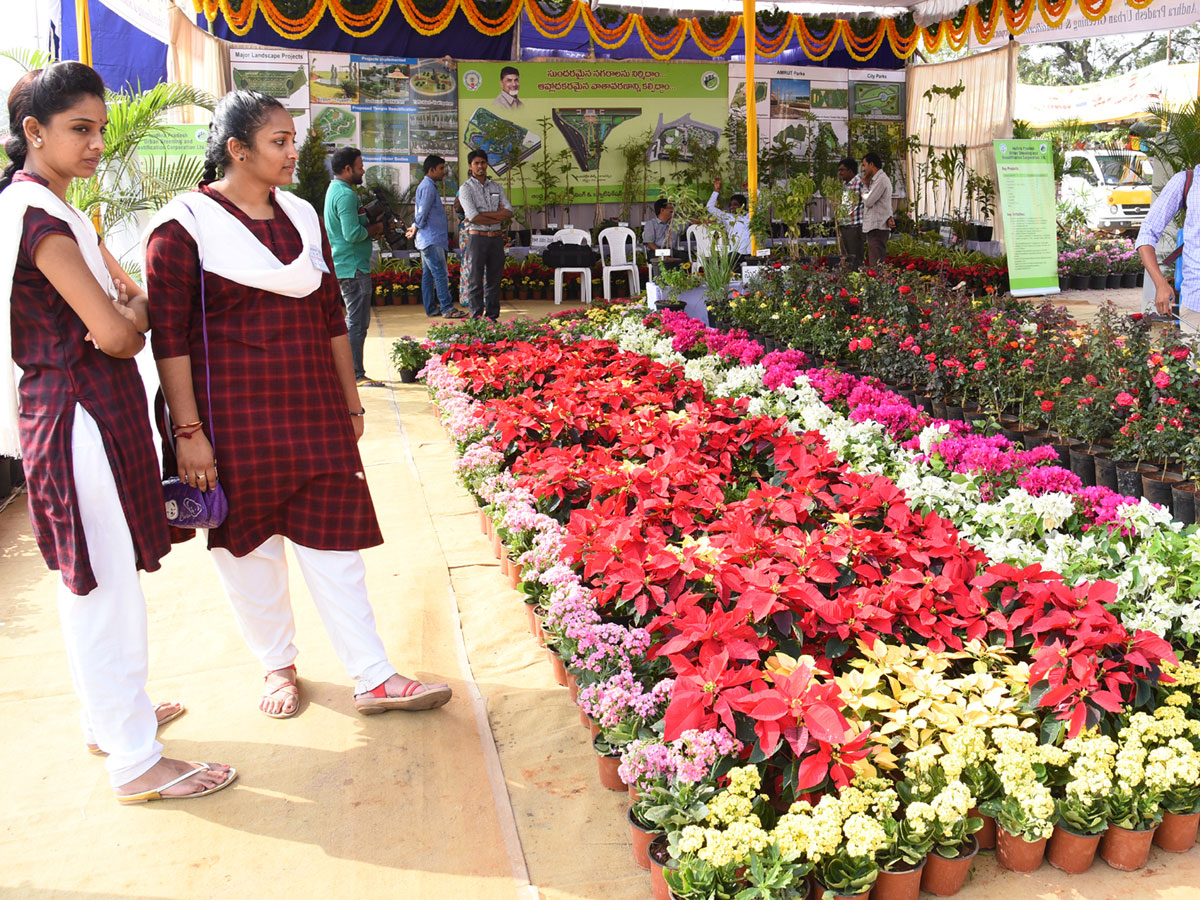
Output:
(174, 424), (203, 439)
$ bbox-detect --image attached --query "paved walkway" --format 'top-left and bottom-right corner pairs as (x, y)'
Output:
(1, 298), (1197, 899)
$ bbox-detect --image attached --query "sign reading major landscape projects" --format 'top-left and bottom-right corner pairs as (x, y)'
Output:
(457, 61), (730, 208)
(994, 139), (1059, 297)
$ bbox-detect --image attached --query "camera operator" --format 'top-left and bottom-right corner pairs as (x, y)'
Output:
(324, 146), (387, 387)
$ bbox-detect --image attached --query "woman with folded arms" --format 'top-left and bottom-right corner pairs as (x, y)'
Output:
(0, 61), (235, 804)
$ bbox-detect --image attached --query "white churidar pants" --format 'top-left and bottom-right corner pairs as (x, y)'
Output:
(209, 536), (397, 695)
(56, 404), (162, 787)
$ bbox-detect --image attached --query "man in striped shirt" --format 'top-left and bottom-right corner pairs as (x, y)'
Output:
(1136, 164), (1200, 331)
(837, 158), (864, 270)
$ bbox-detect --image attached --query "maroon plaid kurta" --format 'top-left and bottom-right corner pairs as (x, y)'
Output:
(146, 185), (382, 556)
(10, 172), (170, 594)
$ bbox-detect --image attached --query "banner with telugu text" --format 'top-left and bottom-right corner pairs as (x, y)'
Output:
(994, 139), (1059, 297)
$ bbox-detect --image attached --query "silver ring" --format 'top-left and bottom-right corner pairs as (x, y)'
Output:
(198, 474), (206, 479)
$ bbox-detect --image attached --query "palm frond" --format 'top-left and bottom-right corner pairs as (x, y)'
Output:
(137, 154), (206, 207)
(1142, 100), (1200, 180)
(0, 48), (53, 72)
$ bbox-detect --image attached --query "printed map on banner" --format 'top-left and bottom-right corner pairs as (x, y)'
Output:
(729, 64), (852, 166)
(228, 51), (457, 196)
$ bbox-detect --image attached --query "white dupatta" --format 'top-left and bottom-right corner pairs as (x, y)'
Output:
(0, 179), (115, 457)
(142, 187), (325, 298)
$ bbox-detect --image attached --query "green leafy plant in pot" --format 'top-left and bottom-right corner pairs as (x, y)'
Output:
(390, 336), (430, 382)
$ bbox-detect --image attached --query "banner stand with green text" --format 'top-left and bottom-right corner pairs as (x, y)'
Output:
(993, 138), (1060, 297)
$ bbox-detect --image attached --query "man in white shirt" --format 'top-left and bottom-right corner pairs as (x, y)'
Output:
(707, 178), (752, 258)
(860, 151), (894, 268)
(457, 149), (514, 320)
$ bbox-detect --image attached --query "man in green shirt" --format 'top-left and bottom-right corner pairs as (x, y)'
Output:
(324, 147), (384, 387)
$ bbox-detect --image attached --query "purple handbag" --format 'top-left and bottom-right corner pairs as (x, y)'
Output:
(162, 200), (228, 529)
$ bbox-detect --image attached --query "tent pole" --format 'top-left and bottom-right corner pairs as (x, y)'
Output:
(743, 0), (758, 253)
(76, 0), (93, 67)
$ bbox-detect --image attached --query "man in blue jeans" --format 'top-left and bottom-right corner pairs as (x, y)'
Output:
(324, 146), (384, 387)
(407, 155), (466, 319)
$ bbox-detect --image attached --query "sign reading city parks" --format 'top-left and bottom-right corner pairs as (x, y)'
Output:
(993, 139), (1060, 297)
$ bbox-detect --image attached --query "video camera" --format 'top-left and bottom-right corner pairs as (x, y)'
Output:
(363, 187), (407, 253)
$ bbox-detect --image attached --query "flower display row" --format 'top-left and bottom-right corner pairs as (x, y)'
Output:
(416, 311), (1199, 900)
(708, 262), (1199, 522)
(609, 308), (1198, 646)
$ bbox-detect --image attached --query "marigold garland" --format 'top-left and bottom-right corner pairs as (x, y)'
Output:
(193, 0), (1160, 61)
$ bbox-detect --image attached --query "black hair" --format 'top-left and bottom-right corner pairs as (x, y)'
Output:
(1, 61), (106, 192)
(423, 154), (447, 174)
(330, 145), (362, 175)
(202, 89), (286, 182)
(654, 197), (672, 215)
(500, 66), (519, 80)
(731, 193), (747, 210)
(863, 151), (883, 170)
(839, 157), (858, 174)
(467, 148), (488, 165)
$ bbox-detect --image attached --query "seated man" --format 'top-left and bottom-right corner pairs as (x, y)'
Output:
(643, 197), (682, 271)
(706, 178), (752, 263)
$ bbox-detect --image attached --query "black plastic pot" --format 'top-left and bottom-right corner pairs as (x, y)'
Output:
(1069, 446), (1098, 487)
(976, 225), (994, 242)
(1047, 441), (1073, 467)
(1021, 430), (1052, 450)
(1115, 465), (1146, 499)
(1142, 471), (1180, 511)
(1120, 273), (1139, 288)
(1094, 455), (1119, 491)
(1106, 274), (1122, 289)
(1137, 272), (1145, 287)
(1172, 483), (1196, 525)
(944, 404), (965, 422)
(931, 399), (948, 419)
(397, 367), (419, 383)
(1089, 275), (1107, 290)
(1070, 275), (1089, 291)
(915, 394), (935, 414)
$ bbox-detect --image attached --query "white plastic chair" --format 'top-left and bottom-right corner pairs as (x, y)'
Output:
(552, 227), (593, 305)
(686, 224), (713, 275)
(598, 226), (640, 300)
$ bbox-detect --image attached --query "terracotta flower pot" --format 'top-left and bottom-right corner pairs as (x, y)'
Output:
(1153, 810), (1200, 852)
(523, 602), (539, 639)
(508, 562), (522, 590)
(995, 827), (1046, 873)
(499, 553), (511, 578)
(629, 807), (664, 870)
(579, 705), (590, 728)
(566, 671), (579, 704)
(920, 836), (978, 897)
(1099, 822), (1157, 871)
(491, 530), (502, 559)
(547, 650), (568, 687)
(649, 835), (676, 900)
(1046, 823), (1103, 874)
(594, 736), (627, 792)
(532, 606), (548, 648)
(628, 782), (640, 804)
(478, 507), (489, 534)
(969, 808), (996, 850)
(587, 717), (600, 741)
(872, 858), (925, 900)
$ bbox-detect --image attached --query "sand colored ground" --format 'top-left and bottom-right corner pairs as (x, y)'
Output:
(1, 297), (1197, 900)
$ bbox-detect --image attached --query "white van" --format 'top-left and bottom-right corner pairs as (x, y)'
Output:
(1060, 149), (1153, 231)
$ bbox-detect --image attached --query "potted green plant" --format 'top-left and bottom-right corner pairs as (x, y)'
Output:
(390, 336), (430, 383)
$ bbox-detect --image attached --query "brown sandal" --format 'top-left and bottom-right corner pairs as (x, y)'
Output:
(260, 667), (300, 719)
(354, 679), (452, 715)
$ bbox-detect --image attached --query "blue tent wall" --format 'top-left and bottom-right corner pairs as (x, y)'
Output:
(198, 10), (513, 59)
(62, 1), (168, 92)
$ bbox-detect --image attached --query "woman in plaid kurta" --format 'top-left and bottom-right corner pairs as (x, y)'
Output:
(12, 175), (170, 593)
(146, 90), (451, 719)
(2, 61), (235, 803)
